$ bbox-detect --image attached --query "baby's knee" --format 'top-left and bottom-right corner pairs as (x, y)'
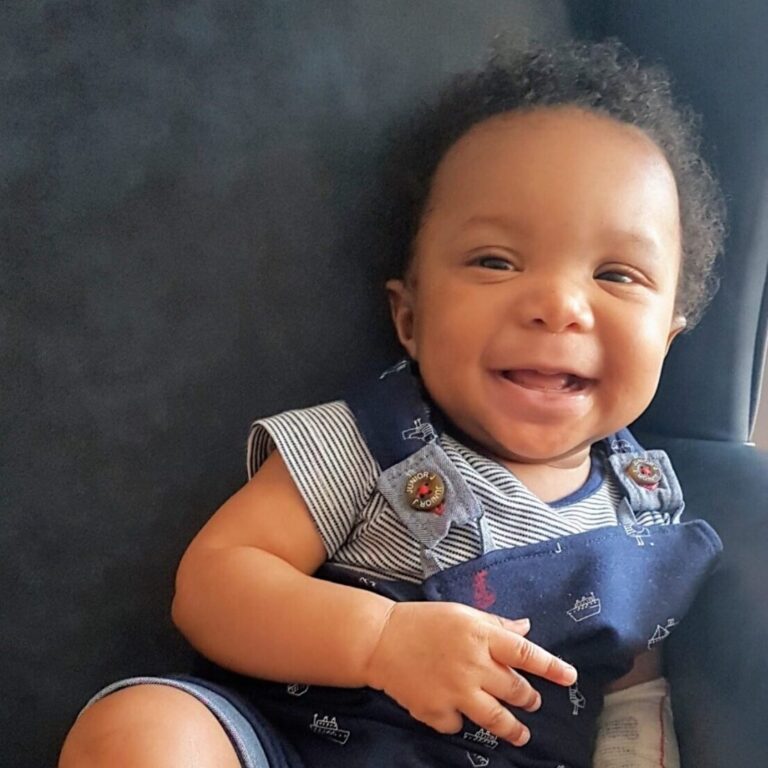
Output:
(58, 683), (241, 768)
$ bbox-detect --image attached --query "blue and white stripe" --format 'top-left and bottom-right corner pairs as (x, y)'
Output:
(247, 401), (666, 584)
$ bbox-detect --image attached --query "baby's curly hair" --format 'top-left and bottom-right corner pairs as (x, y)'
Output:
(376, 38), (726, 329)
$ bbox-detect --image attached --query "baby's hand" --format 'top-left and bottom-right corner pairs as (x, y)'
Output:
(364, 601), (577, 747)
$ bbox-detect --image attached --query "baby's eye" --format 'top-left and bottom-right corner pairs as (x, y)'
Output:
(596, 270), (635, 284)
(472, 255), (515, 271)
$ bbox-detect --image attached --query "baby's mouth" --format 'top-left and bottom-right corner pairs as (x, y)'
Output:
(501, 369), (591, 392)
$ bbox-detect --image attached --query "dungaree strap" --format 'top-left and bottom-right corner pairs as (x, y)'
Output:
(343, 358), (440, 471)
(344, 359), (495, 576)
(377, 441), (489, 575)
(607, 450), (684, 520)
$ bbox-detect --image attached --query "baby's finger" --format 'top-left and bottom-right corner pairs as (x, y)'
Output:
(494, 616), (531, 636)
(462, 691), (531, 747)
(490, 630), (577, 687)
(483, 663), (541, 713)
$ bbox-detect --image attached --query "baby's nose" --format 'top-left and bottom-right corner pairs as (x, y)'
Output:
(518, 279), (595, 333)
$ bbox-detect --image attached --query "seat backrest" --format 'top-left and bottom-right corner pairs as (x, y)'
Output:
(4, 2), (767, 767)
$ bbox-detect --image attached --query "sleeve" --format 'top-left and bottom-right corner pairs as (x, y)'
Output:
(246, 400), (380, 558)
(592, 677), (680, 768)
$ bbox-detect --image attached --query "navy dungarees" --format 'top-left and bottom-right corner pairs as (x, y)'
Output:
(193, 359), (722, 768)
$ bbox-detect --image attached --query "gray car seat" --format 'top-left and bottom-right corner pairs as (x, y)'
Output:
(3, 2), (766, 766)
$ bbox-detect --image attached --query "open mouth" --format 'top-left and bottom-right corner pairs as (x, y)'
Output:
(500, 369), (592, 393)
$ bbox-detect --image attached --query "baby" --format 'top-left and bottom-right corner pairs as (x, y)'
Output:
(60, 39), (725, 768)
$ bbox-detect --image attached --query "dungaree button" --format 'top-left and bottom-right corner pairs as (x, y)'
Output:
(626, 458), (662, 489)
(405, 471), (445, 512)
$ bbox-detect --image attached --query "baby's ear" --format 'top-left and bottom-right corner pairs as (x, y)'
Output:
(385, 278), (418, 359)
(665, 314), (687, 354)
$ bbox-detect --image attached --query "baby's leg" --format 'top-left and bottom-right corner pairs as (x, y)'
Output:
(59, 678), (270, 768)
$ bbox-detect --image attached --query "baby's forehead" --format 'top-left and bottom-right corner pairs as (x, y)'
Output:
(435, 106), (670, 181)
(413, 106), (682, 268)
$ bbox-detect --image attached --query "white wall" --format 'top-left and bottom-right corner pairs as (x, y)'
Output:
(753, 373), (768, 448)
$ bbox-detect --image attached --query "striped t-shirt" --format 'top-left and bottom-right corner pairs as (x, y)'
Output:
(247, 401), (663, 585)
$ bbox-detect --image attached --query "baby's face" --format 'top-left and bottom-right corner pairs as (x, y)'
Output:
(387, 106), (685, 467)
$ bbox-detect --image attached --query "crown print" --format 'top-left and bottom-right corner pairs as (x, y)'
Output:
(312, 715), (338, 729)
(463, 727), (499, 748)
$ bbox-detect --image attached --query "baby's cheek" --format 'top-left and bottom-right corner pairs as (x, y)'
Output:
(604, 361), (665, 422)
(421, 311), (477, 358)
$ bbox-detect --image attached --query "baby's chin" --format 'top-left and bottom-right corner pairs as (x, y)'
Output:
(490, 443), (593, 469)
(455, 423), (595, 468)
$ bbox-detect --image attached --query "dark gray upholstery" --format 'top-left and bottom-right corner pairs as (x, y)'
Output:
(3, 2), (766, 766)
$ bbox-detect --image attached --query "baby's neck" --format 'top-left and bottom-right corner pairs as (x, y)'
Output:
(500, 453), (592, 504)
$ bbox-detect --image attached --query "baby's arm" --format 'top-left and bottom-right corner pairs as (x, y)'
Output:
(171, 450), (577, 746)
(171, 449), (393, 685)
(593, 649), (680, 768)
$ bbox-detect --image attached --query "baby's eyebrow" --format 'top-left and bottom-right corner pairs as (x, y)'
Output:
(602, 230), (662, 259)
(459, 215), (531, 235)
